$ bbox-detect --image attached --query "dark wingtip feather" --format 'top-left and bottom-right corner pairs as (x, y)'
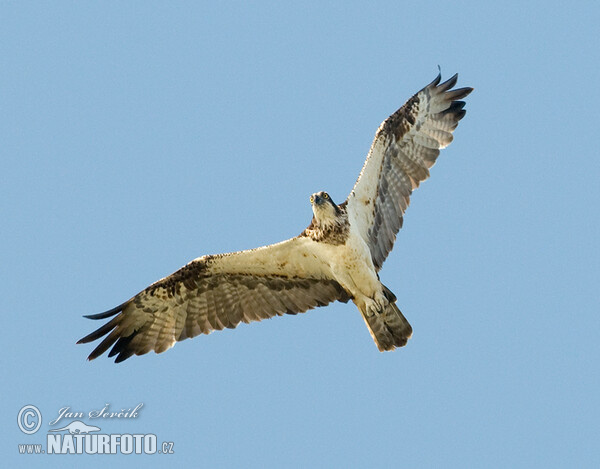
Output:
(438, 73), (459, 92)
(428, 71), (442, 88)
(86, 330), (121, 361)
(78, 302), (131, 361)
(77, 315), (120, 344)
(107, 333), (138, 359)
(83, 302), (127, 320)
(446, 86), (473, 100)
(442, 100), (468, 121)
(448, 100), (467, 112)
(114, 350), (136, 363)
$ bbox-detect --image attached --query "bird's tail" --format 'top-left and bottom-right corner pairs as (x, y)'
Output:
(361, 286), (412, 351)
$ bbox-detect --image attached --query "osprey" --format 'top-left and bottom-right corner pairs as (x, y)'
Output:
(79, 73), (472, 362)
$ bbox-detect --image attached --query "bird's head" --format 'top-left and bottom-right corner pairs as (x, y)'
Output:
(309, 191), (342, 227)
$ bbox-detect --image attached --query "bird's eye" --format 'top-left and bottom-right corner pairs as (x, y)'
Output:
(323, 193), (329, 199)
(309, 196), (314, 203)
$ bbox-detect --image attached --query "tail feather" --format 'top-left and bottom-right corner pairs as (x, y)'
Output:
(362, 287), (412, 351)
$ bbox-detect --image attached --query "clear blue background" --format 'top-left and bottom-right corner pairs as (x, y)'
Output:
(2, 1), (599, 467)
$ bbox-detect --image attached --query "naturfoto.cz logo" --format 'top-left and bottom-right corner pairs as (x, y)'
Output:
(17, 404), (174, 456)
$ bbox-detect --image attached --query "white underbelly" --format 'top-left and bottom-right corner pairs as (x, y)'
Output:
(312, 231), (380, 298)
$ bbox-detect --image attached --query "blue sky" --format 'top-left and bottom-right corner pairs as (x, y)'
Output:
(2, 1), (599, 468)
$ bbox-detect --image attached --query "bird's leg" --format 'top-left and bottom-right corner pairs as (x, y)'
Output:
(364, 291), (389, 317)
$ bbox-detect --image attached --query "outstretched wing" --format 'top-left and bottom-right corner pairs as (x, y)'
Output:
(78, 237), (350, 362)
(346, 73), (473, 270)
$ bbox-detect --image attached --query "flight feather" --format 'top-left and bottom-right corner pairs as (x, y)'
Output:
(346, 73), (473, 270)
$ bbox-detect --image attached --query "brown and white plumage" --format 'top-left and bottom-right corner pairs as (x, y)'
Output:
(79, 238), (351, 363)
(78, 72), (472, 362)
(347, 73), (472, 270)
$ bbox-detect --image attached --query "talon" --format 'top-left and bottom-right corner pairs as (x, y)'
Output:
(365, 293), (388, 317)
(374, 292), (388, 313)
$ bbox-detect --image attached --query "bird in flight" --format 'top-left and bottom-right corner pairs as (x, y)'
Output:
(79, 72), (473, 362)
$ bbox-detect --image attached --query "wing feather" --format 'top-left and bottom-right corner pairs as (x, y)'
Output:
(78, 237), (351, 362)
(346, 73), (473, 270)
